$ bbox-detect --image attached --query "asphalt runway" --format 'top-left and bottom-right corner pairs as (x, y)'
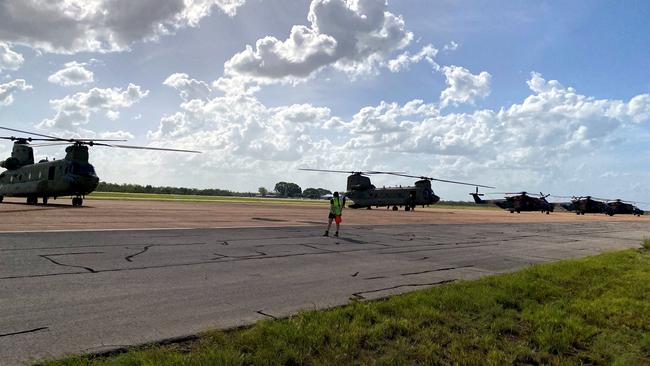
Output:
(2, 220), (649, 365)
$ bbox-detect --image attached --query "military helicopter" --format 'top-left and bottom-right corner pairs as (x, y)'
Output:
(0, 126), (199, 206)
(606, 199), (645, 216)
(557, 195), (645, 216)
(471, 189), (554, 214)
(300, 169), (494, 211)
(558, 196), (614, 215)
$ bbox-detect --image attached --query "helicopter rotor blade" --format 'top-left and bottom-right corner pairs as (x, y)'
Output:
(28, 142), (76, 147)
(298, 168), (405, 175)
(385, 172), (495, 189)
(0, 126), (70, 141)
(89, 142), (201, 153)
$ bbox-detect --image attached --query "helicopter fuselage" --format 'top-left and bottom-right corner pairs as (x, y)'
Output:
(346, 177), (440, 210)
(0, 159), (99, 200)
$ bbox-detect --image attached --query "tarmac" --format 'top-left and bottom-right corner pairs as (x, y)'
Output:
(1, 198), (649, 365)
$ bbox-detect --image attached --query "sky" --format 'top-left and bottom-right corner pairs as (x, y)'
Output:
(0, 0), (649, 204)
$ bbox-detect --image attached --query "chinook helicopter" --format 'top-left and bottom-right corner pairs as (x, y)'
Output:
(300, 169), (494, 211)
(471, 189), (554, 214)
(0, 126), (199, 206)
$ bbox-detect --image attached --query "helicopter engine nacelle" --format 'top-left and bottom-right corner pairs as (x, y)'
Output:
(0, 157), (20, 170)
(347, 174), (373, 191)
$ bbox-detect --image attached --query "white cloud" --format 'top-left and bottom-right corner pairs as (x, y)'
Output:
(439, 65), (491, 108)
(0, 79), (32, 106)
(0, 0), (248, 54)
(221, 0), (412, 85)
(48, 61), (94, 86)
(443, 41), (459, 52)
(0, 42), (24, 71)
(39, 83), (149, 130)
(163, 73), (212, 101)
(146, 72), (650, 194)
(149, 94), (334, 161)
(387, 44), (438, 72)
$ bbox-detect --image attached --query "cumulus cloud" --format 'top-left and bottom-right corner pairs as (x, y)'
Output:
(0, 79), (32, 106)
(387, 44), (438, 72)
(439, 65), (491, 108)
(149, 94), (334, 161)
(148, 72), (650, 193)
(0, 0), (248, 54)
(221, 0), (412, 86)
(163, 73), (212, 101)
(0, 42), (24, 71)
(39, 83), (149, 130)
(48, 61), (94, 86)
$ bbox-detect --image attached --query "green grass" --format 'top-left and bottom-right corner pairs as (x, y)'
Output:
(38, 248), (650, 366)
(87, 192), (328, 205)
(86, 192), (494, 210)
(642, 238), (650, 250)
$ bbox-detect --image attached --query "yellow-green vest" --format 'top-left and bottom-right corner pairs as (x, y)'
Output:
(330, 197), (343, 215)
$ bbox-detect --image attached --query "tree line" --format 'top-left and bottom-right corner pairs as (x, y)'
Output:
(96, 181), (332, 199)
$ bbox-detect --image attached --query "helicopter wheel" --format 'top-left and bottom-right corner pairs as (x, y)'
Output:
(72, 197), (83, 207)
(366, 206), (371, 210)
(405, 206), (410, 212)
(26, 196), (38, 205)
(546, 211), (550, 215)
(42, 197), (48, 205)
(392, 206), (398, 211)
(509, 210), (514, 214)
(0, 196), (3, 203)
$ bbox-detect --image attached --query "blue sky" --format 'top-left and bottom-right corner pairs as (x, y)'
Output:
(0, 0), (649, 204)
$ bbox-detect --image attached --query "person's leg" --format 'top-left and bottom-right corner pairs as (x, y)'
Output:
(324, 217), (333, 235)
(334, 222), (340, 236)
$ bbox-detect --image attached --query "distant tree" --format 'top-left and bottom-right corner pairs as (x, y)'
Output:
(258, 187), (268, 196)
(274, 181), (302, 197)
(302, 188), (321, 199)
(317, 188), (332, 196)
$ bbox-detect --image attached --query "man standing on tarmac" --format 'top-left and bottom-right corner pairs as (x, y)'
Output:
(324, 191), (344, 237)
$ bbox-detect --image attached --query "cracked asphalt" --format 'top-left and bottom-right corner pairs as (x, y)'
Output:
(1, 216), (649, 364)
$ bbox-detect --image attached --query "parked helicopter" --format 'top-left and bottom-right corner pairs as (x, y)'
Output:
(300, 169), (494, 211)
(559, 196), (613, 215)
(606, 199), (645, 216)
(471, 189), (554, 214)
(0, 126), (199, 206)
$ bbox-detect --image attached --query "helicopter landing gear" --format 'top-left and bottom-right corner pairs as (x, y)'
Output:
(26, 196), (38, 205)
(0, 196), (3, 203)
(72, 197), (83, 207)
(366, 206), (372, 210)
(392, 206), (398, 211)
(43, 197), (48, 205)
(405, 206), (410, 211)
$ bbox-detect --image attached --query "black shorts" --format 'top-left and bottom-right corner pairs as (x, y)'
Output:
(328, 213), (336, 219)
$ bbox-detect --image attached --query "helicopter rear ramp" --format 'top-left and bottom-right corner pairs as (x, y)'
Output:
(1, 212), (649, 365)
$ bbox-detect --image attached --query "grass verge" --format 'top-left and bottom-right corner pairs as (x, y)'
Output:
(38, 249), (650, 366)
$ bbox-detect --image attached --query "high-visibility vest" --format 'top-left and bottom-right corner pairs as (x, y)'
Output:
(330, 197), (343, 215)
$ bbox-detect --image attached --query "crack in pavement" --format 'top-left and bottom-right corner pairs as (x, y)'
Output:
(39, 253), (98, 273)
(1, 242), (206, 252)
(256, 310), (278, 320)
(125, 245), (152, 262)
(0, 327), (48, 338)
(400, 265), (475, 276)
(351, 279), (456, 300)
